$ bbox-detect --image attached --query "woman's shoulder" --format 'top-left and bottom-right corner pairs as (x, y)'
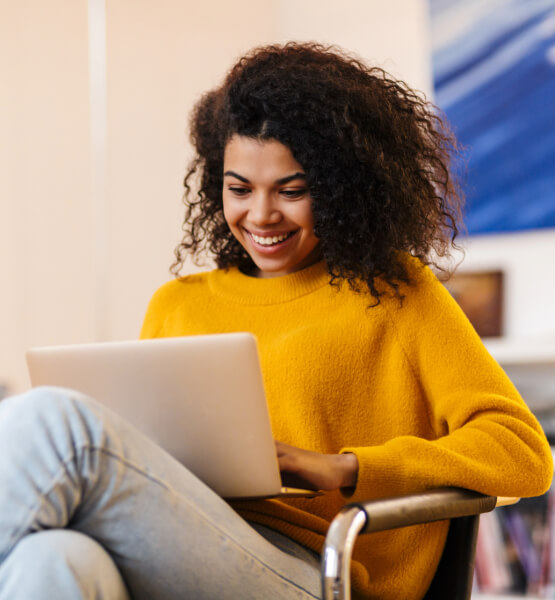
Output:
(146, 268), (222, 308)
(140, 268), (223, 338)
(382, 254), (481, 345)
(381, 254), (467, 325)
(379, 254), (448, 305)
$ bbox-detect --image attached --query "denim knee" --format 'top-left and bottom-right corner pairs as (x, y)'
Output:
(0, 385), (103, 442)
(0, 529), (130, 600)
(0, 386), (79, 425)
(3, 385), (90, 415)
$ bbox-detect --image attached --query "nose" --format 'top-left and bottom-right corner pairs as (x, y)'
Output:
(249, 192), (281, 226)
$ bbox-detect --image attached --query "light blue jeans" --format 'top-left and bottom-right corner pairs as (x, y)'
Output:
(0, 387), (321, 599)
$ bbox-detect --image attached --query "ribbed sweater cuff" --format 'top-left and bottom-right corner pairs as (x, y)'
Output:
(340, 445), (409, 502)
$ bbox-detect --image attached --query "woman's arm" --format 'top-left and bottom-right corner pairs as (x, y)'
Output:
(340, 264), (553, 502)
(277, 262), (552, 502)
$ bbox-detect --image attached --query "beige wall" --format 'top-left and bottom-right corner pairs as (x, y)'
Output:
(274, 0), (433, 96)
(1, 0), (95, 394)
(0, 0), (444, 394)
(104, 0), (277, 342)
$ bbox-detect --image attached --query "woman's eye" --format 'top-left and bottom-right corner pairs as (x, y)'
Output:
(281, 188), (307, 199)
(228, 186), (250, 196)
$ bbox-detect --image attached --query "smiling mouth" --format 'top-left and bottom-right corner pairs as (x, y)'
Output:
(249, 231), (296, 246)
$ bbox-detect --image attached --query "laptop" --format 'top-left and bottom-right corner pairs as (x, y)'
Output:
(26, 333), (321, 500)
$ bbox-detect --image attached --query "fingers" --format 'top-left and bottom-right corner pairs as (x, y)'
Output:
(280, 471), (319, 491)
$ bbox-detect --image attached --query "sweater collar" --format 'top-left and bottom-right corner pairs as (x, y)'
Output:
(207, 261), (330, 305)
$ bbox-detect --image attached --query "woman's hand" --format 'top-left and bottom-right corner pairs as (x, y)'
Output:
(275, 440), (358, 492)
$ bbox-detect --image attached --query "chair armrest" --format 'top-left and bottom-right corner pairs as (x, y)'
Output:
(321, 487), (500, 600)
(350, 487), (497, 533)
(496, 496), (519, 506)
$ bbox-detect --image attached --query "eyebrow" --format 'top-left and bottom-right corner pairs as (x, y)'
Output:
(223, 171), (306, 185)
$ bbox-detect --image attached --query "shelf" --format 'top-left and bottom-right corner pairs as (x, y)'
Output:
(483, 337), (555, 366)
(469, 340), (554, 599)
(472, 594), (545, 600)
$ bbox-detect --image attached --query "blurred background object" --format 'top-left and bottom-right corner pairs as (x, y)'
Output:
(0, 384), (9, 401)
(444, 270), (504, 338)
(431, 0), (555, 235)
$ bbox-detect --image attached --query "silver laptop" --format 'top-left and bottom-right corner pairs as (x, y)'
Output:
(26, 333), (320, 500)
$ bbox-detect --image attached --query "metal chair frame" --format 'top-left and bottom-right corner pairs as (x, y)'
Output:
(321, 487), (512, 600)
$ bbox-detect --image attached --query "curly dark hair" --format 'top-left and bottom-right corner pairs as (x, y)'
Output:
(171, 42), (464, 303)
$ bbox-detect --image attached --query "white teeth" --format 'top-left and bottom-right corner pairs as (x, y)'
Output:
(251, 232), (290, 245)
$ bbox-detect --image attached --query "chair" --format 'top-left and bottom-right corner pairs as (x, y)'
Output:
(322, 487), (517, 600)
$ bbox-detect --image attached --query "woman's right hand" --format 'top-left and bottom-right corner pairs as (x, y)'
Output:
(275, 440), (358, 491)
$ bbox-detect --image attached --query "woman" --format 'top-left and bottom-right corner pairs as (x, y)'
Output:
(0, 43), (551, 600)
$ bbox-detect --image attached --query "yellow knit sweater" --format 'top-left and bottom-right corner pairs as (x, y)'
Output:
(140, 258), (552, 600)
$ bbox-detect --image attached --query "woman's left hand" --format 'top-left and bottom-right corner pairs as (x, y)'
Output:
(275, 440), (358, 492)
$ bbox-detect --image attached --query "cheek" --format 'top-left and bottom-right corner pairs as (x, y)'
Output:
(294, 204), (316, 232)
(222, 199), (239, 230)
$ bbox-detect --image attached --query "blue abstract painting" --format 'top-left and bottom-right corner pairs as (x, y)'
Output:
(430, 0), (555, 234)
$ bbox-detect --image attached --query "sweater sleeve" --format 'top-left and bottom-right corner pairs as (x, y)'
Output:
(341, 264), (553, 502)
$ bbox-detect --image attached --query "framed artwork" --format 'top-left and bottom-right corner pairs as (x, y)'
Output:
(430, 0), (555, 234)
(445, 270), (504, 337)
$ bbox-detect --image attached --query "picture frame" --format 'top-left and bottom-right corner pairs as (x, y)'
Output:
(444, 270), (504, 338)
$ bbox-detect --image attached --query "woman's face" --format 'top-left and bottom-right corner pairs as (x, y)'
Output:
(222, 135), (321, 278)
